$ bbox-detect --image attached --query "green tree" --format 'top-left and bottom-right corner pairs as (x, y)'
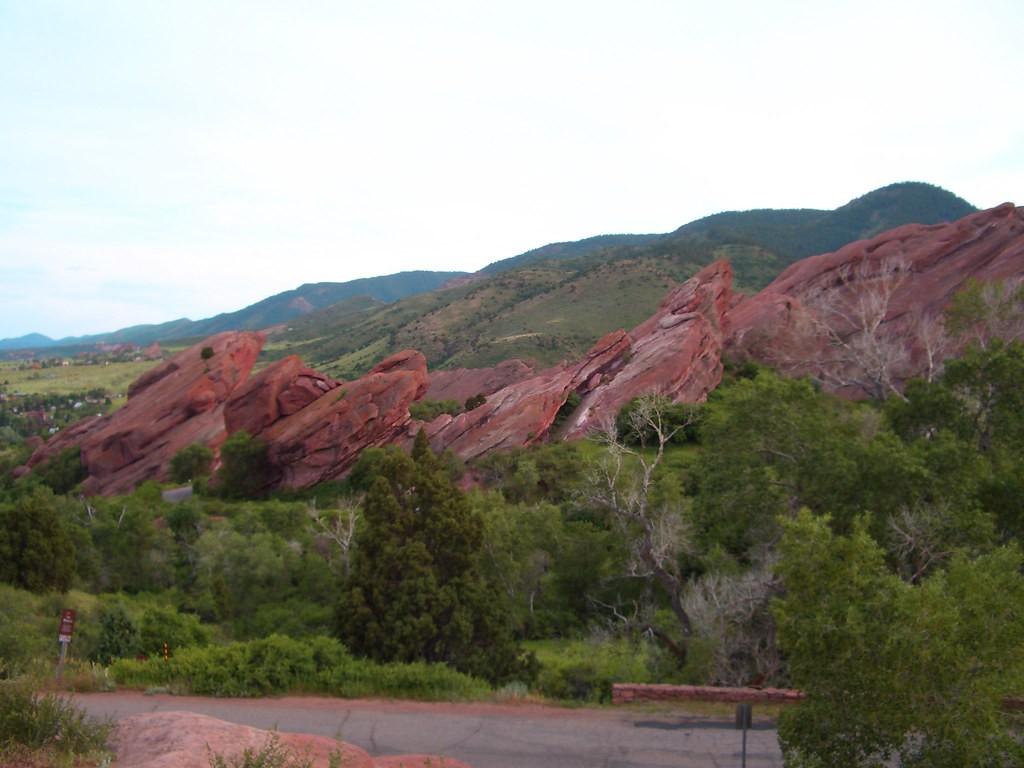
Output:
(34, 446), (87, 494)
(216, 431), (271, 499)
(774, 511), (1024, 767)
(0, 488), (74, 592)
(95, 601), (139, 664)
(169, 443), (213, 484)
(336, 431), (528, 683)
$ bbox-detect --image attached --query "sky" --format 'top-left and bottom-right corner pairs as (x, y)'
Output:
(1, 0), (1022, 340)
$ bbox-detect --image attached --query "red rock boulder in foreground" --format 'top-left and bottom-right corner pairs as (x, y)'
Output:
(111, 710), (468, 768)
(727, 203), (1024, 395)
(26, 332), (263, 495)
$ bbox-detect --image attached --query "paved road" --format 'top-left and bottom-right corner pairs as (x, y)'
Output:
(77, 692), (783, 768)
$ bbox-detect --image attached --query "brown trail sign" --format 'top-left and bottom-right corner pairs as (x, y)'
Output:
(56, 609), (76, 680)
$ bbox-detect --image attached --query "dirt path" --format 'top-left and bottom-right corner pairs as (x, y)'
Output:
(76, 691), (783, 767)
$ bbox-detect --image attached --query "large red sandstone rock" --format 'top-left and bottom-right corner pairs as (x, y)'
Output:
(425, 359), (535, 403)
(26, 332), (263, 495)
(224, 355), (340, 438)
(110, 711), (373, 768)
(562, 260), (733, 438)
(727, 203), (1024, 395)
(259, 350), (429, 488)
(423, 329), (631, 460)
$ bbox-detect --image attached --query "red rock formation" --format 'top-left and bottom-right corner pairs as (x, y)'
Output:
(26, 332), (263, 495)
(258, 350), (429, 488)
(562, 260), (733, 438)
(423, 328), (631, 461)
(111, 711), (380, 768)
(425, 358), (535, 403)
(224, 355), (340, 438)
(728, 203), (1024, 396)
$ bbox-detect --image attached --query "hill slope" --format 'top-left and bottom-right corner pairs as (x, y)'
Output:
(270, 183), (977, 377)
(0, 271), (466, 351)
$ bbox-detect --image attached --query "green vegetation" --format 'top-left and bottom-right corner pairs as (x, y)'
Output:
(0, 681), (112, 766)
(0, 302), (1021, 766)
(775, 512), (1024, 767)
(111, 634), (488, 700)
(337, 432), (531, 684)
(208, 733), (337, 768)
(0, 359), (157, 397)
(408, 398), (462, 421)
(217, 431), (271, 499)
(171, 443), (214, 484)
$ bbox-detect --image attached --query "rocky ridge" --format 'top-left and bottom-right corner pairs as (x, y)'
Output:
(19, 204), (1024, 495)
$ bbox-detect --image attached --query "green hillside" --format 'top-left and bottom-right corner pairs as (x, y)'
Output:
(669, 181), (976, 265)
(0, 271), (466, 351)
(269, 182), (977, 378)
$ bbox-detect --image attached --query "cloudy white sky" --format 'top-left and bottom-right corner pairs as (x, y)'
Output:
(1, 0), (1021, 339)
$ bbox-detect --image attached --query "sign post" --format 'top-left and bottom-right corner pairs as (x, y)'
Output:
(56, 609), (76, 681)
(735, 703), (753, 768)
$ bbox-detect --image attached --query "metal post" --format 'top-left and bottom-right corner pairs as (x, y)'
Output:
(735, 703), (752, 768)
(56, 639), (68, 681)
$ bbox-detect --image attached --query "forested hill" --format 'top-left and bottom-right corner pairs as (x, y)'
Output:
(670, 181), (977, 263)
(266, 182), (980, 378)
(478, 182), (976, 278)
(0, 270), (466, 351)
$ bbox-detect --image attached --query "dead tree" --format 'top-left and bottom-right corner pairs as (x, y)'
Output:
(307, 499), (360, 577)
(802, 255), (912, 401)
(682, 559), (783, 686)
(587, 395), (695, 662)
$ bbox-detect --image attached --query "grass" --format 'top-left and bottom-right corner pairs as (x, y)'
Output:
(0, 360), (158, 397)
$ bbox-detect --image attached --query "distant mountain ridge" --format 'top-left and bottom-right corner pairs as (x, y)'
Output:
(0, 271), (466, 351)
(2, 182), (978, 354)
(265, 182), (981, 378)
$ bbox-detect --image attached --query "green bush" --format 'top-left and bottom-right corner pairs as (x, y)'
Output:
(0, 586), (50, 678)
(170, 443), (214, 483)
(217, 431), (271, 499)
(208, 733), (321, 768)
(138, 604), (211, 657)
(529, 639), (658, 703)
(408, 399), (463, 421)
(110, 634), (489, 700)
(0, 681), (111, 762)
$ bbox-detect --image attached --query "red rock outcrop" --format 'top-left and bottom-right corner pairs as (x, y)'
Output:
(26, 332), (263, 495)
(224, 355), (340, 438)
(728, 203), (1024, 395)
(425, 359), (535, 403)
(562, 260), (733, 438)
(423, 329), (631, 460)
(111, 710), (466, 768)
(257, 350), (429, 488)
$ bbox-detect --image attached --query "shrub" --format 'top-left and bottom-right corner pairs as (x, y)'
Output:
(0, 681), (111, 762)
(201, 346), (215, 361)
(464, 393), (486, 411)
(170, 443), (214, 483)
(109, 634), (490, 701)
(208, 733), (320, 768)
(138, 604), (211, 657)
(409, 399), (463, 421)
(217, 431), (271, 499)
(529, 639), (657, 703)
